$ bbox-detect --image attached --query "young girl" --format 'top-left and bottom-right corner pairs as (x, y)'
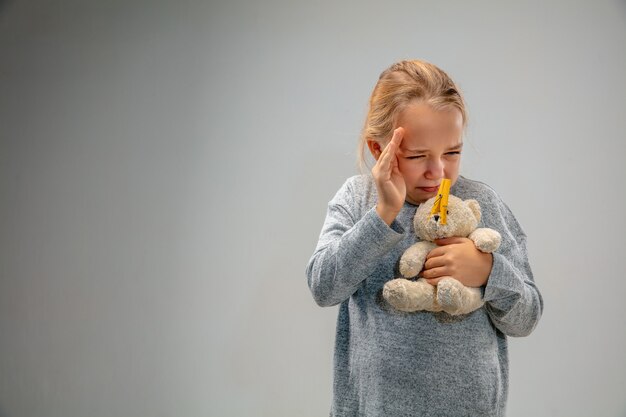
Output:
(306, 60), (543, 417)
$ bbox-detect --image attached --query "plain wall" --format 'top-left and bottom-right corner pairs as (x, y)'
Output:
(1, 0), (625, 416)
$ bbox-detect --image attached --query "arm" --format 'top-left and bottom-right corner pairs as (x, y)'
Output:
(482, 202), (543, 337)
(305, 190), (405, 307)
(420, 188), (543, 336)
(307, 129), (407, 307)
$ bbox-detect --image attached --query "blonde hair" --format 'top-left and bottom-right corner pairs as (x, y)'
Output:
(357, 60), (467, 172)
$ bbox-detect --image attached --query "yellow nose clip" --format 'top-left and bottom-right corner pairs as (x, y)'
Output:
(430, 179), (451, 225)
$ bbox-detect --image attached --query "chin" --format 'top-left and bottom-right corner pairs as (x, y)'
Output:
(409, 192), (436, 205)
(406, 194), (428, 205)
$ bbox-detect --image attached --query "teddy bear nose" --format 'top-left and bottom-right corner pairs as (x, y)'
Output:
(433, 214), (440, 222)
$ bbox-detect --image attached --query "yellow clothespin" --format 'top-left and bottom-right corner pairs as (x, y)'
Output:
(430, 179), (451, 224)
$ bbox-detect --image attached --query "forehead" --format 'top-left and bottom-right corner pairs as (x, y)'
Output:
(396, 101), (463, 149)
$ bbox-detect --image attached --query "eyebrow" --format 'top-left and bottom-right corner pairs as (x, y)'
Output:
(403, 143), (464, 154)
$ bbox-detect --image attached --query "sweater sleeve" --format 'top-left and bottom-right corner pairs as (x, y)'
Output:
(306, 180), (405, 307)
(483, 199), (543, 337)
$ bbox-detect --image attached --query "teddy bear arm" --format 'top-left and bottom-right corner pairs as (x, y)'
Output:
(468, 228), (502, 253)
(399, 241), (437, 278)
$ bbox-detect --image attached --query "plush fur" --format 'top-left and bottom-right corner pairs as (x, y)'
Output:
(382, 194), (501, 315)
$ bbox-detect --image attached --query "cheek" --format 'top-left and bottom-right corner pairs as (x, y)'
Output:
(398, 159), (423, 176)
(443, 159), (461, 177)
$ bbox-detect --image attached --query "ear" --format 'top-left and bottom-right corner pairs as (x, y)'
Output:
(367, 139), (383, 160)
(466, 199), (481, 222)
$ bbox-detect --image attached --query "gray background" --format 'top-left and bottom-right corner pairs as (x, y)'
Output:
(1, 0), (625, 416)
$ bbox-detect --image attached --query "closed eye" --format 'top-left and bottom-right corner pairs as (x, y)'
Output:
(406, 155), (425, 160)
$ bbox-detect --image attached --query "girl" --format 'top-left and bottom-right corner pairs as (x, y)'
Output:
(306, 60), (543, 417)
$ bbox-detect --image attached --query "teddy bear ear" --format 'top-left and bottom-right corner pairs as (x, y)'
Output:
(466, 199), (481, 222)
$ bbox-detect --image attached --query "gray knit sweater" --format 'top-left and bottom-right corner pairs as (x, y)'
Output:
(306, 175), (543, 417)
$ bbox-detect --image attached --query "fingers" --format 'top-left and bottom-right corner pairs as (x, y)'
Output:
(424, 255), (446, 270)
(422, 249), (451, 278)
(390, 126), (405, 145)
(426, 246), (446, 259)
(427, 238), (472, 259)
(372, 128), (407, 217)
(378, 128), (404, 166)
(387, 127), (404, 155)
(423, 245), (460, 275)
(434, 237), (470, 246)
(420, 266), (447, 280)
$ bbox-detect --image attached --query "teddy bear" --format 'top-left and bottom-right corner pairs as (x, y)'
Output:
(382, 193), (501, 315)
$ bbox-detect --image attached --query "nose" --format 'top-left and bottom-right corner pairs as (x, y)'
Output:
(425, 158), (444, 180)
(433, 214), (440, 222)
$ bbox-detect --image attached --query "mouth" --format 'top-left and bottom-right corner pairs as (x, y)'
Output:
(418, 185), (440, 193)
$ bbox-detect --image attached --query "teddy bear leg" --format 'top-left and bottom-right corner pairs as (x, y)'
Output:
(383, 278), (438, 313)
(436, 277), (484, 315)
